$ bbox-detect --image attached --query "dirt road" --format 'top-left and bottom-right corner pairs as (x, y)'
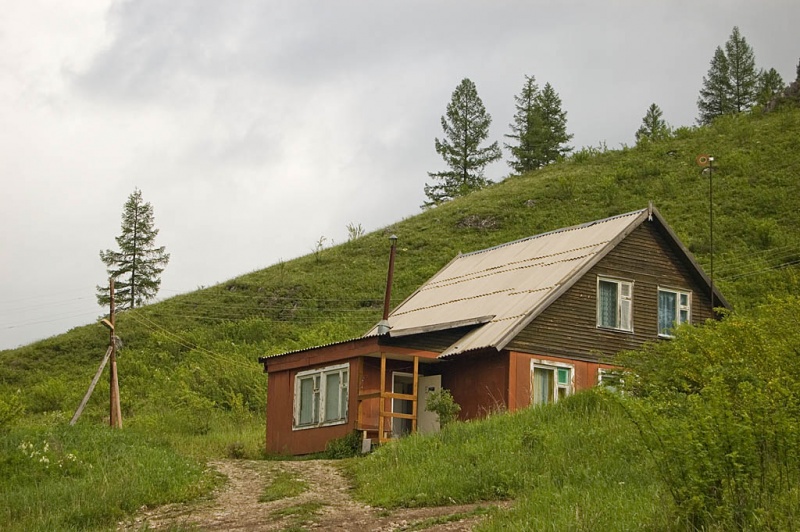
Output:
(120, 459), (502, 531)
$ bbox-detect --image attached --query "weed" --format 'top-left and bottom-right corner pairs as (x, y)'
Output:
(259, 470), (308, 502)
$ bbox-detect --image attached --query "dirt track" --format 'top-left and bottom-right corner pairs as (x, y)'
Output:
(120, 459), (503, 531)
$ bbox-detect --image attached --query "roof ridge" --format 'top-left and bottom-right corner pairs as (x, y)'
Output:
(457, 208), (647, 258)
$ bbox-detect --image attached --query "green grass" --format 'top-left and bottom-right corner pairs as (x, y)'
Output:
(347, 390), (673, 529)
(1, 106), (800, 530)
(0, 422), (217, 532)
(259, 469), (308, 502)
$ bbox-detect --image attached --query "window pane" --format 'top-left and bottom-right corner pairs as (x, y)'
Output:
(680, 309), (689, 324)
(557, 368), (570, 386)
(299, 377), (315, 425)
(599, 281), (618, 328)
(533, 367), (554, 405)
(659, 291), (676, 335)
(324, 372), (341, 422)
(680, 293), (688, 306)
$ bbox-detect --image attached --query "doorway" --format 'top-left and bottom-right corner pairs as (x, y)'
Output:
(391, 372), (414, 437)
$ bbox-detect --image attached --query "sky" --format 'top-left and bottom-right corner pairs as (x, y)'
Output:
(1, 1), (798, 350)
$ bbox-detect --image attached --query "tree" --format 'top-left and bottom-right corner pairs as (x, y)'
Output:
(725, 26), (759, 112)
(756, 67), (785, 106)
(697, 27), (759, 124)
(635, 103), (671, 142)
(697, 46), (733, 124)
(528, 82), (573, 168)
(505, 74), (541, 174)
(424, 78), (501, 207)
(97, 188), (170, 310)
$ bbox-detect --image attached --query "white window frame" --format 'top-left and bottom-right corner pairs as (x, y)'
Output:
(597, 277), (634, 332)
(597, 367), (625, 392)
(658, 287), (691, 338)
(292, 362), (349, 431)
(530, 359), (574, 405)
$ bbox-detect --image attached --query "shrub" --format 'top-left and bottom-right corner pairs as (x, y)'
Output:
(324, 430), (363, 459)
(0, 390), (24, 430)
(425, 388), (461, 427)
(616, 296), (800, 530)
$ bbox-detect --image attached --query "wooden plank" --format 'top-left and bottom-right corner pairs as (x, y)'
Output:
(379, 354), (386, 443)
(382, 392), (416, 401)
(358, 391), (381, 400)
(70, 346), (113, 426)
(411, 356), (418, 433)
(383, 412), (415, 421)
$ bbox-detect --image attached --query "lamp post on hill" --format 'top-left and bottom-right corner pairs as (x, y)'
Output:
(697, 154), (715, 308)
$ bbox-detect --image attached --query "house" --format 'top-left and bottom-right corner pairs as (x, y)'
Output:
(258, 205), (729, 455)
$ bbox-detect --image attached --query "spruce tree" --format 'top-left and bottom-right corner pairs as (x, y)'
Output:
(697, 27), (760, 124)
(635, 103), (671, 143)
(424, 78), (501, 207)
(697, 46), (733, 124)
(97, 188), (170, 310)
(505, 75), (541, 174)
(725, 26), (758, 112)
(756, 68), (785, 106)
(527, 82), (573, 167)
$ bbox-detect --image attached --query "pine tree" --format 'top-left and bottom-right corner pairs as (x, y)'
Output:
(697, 27), (760, 124)
(635, 103), (671, 143)
(505, 75), (541, 174)
(756, 68), (785, 106)
(97, 188), (170, 310)
(697, 46), (733, 124)
(424, 78), (501, 207)
(725, 26), (758, 112)
(527, 82), (573, 167)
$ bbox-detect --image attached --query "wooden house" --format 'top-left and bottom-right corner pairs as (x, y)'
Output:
(259, 205), (729, 455)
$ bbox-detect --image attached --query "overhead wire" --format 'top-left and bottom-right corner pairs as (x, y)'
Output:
(124, 312), (261, 371)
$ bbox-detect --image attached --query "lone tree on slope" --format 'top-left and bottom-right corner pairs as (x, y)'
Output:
(424, 78), (502, 207)
(635, 103), (671, 143)
(97, 188), (170, 310)
(697, 26), (760, 124)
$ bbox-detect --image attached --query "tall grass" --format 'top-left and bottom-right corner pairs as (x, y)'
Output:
(0, 420), (216, 532)
(347, 390), (673, 528)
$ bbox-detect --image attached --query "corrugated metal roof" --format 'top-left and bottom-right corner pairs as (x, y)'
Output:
(369, 208), (649, 357)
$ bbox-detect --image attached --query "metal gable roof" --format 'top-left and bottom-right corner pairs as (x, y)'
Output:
(368, 208), (650, 357)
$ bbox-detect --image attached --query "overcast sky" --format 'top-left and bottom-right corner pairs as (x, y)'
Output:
(1, 1), (798, 350)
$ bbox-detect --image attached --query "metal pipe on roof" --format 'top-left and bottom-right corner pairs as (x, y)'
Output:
(378, 235), (398, 334)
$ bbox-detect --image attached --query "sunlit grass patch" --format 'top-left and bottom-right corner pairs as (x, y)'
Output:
(259, 469), (308, 502)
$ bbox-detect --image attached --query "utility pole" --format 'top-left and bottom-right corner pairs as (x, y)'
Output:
(109, 277), (122, 428)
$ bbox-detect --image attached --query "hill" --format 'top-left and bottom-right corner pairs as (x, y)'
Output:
(2, 106), (800, 434)
(1, 106), (799, 529)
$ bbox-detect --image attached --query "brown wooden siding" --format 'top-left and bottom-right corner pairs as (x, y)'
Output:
(440, 351), (509, 418)
(379, 325), (478, 353)
(266, 357), (359, 455)
(507, 221), (716, 361)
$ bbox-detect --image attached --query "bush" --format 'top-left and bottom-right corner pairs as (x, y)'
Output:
(0, 390), (24, 430)
(324, 430), (363, 459)
(616, 296), (800, 530)
(425, 388), (461, 427)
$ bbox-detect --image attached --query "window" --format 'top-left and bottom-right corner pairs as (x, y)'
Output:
(597, 277), (633, 331)
(598, 368), (625, 393)
(293, 363), (349, 429)
(658, 288), (691, 337)
(532, 361), (573, 405)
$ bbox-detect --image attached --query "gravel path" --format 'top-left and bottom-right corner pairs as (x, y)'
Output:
(120, 459), (503, 531)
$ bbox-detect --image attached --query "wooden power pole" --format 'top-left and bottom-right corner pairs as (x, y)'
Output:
(109, 277), (122, 428)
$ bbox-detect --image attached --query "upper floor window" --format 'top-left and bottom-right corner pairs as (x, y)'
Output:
(293, 363), (349, 430)
(658, 288), (691, 337)
(597, 277), (633, 332)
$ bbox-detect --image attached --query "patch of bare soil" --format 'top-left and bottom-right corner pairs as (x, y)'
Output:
(120, 459), (506, 531)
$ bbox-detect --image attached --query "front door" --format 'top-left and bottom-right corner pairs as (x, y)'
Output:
(417, 375), (442, 434)
(391, 372), (414, 437)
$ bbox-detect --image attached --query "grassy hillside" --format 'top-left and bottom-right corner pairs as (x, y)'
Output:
(1, 106), (799, 530)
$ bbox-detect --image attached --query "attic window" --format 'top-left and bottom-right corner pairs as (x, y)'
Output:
(597, 277), (633, 332)
(293, 363), (349, 430)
